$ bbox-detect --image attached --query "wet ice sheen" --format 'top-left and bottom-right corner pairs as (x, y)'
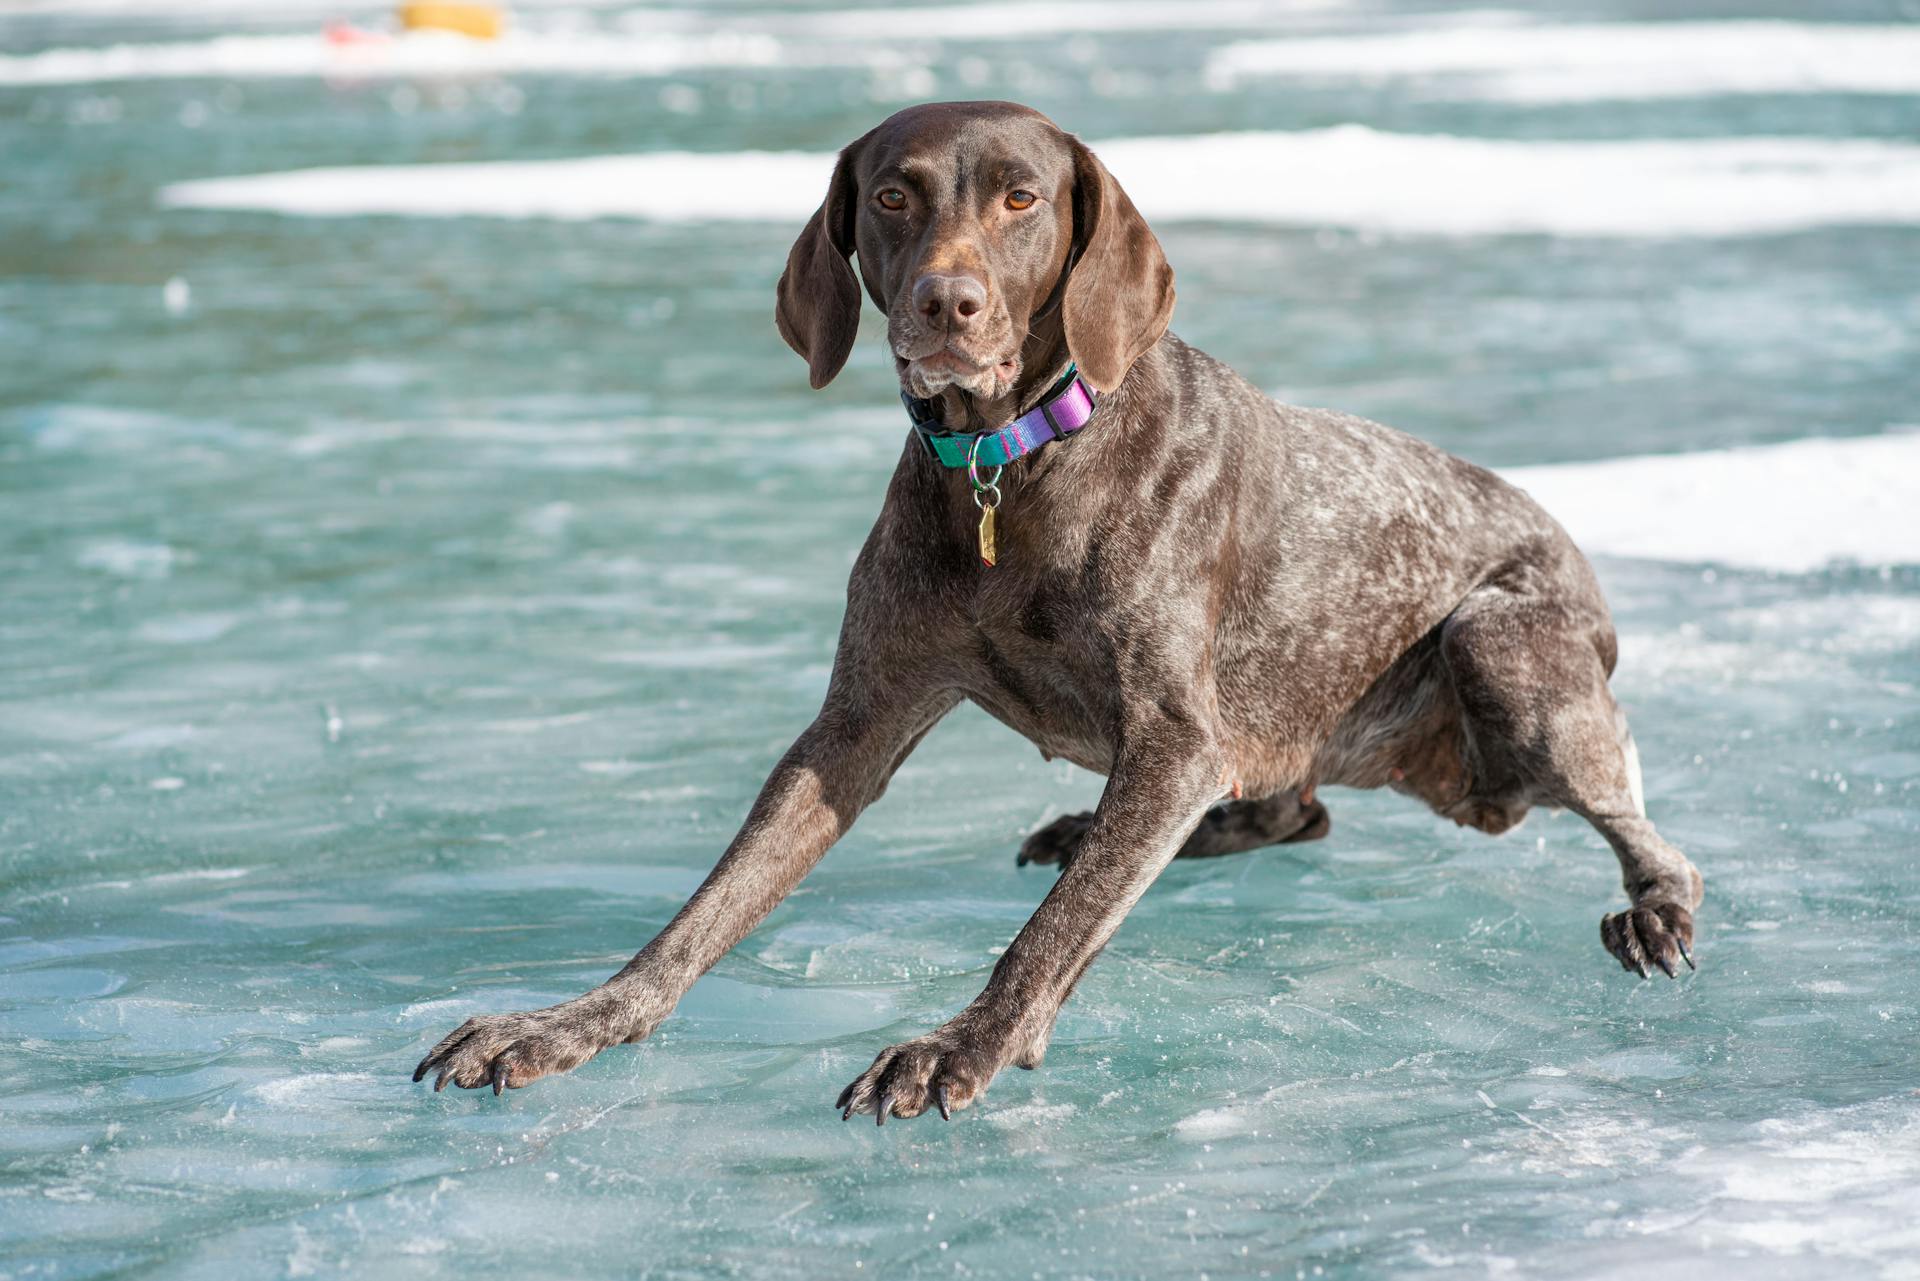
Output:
(4, 0), (1919, 1277)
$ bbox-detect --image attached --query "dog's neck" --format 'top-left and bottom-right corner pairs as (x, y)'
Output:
(922, 318), (1072, 433)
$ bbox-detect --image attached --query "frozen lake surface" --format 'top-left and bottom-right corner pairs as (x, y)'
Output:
(3, 0), (1918, 1276)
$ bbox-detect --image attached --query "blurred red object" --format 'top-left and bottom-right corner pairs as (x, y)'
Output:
(324, 21), (391, 45)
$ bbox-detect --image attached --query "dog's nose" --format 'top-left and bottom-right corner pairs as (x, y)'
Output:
(912, 273), (987, 332)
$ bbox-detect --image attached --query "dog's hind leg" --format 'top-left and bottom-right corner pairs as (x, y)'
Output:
(1440, 565), (1703, 979)
(1018, 789), (1328, 870)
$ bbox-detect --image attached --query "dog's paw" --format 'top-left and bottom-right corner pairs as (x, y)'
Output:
(1278, 798), (1331, 844)
(1600, 900), (1696, 979)
(836, 1033), (999, 1124)
(412, 998), (630, 1095)
(1017, 811), (1094, 869)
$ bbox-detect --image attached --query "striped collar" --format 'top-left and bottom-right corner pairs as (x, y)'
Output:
(902, 364), (1098, 469)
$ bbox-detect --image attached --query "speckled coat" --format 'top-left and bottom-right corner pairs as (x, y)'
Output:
(414, 102), (1703, 1124)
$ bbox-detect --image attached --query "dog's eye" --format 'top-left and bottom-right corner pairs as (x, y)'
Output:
(875, 188), (907, 211)
(1006, 190), (1037, 211)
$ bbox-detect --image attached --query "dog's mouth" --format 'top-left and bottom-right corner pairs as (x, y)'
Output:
(896, 347), (1020, 399)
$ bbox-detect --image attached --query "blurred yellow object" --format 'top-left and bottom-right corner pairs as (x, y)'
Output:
(398, 2), (505, 39)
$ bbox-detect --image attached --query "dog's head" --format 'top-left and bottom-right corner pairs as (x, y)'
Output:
(775, 101), (1174, 401)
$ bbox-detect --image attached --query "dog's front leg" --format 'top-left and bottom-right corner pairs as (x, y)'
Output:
(838, 714), (1229, 1123)
(413, 691), (953, 1094)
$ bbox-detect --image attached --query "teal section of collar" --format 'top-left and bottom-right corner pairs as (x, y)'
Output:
(902, 366), (1099, 469)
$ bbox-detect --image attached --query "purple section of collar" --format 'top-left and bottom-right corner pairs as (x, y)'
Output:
(1031, 376), (1096, 436)
(917, 374), (1098, 469)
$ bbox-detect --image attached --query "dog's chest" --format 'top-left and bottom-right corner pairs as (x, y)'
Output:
(958, 579), (1121, 772)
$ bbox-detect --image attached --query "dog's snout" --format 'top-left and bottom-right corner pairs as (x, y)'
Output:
(912, 273), (988, 331)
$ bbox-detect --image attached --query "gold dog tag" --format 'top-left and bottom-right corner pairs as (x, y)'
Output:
(978, 504), (997, 567)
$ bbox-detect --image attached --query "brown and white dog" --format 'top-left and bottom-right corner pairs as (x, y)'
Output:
(413, 101), (1704, 1123)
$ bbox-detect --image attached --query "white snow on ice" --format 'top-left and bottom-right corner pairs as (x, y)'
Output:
(160, 148), (831, 220)
(1499, 432), (1920, 574)
(0, 0), (1346, 85)
(751, 0), (1347, 40)
(1511, 1095), (1920, 1271)
(1206, 21), (1920, 102)
(157, 127), (1920, 237)
(0, 28), (886, 86)
(12, 12), (1918, 102)
(250, 1072), (382, 1107)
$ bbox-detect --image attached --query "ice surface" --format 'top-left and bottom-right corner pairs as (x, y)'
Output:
(5, 1), (1920, 1278)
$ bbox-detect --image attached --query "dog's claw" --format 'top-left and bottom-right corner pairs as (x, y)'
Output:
(1602, 901), (1695, 984)
(836, 1035), (991, 1125)
(412, 1057), (431, 1084)
(490, 1061), (508, 1096)
(433, 1066), (452, 1093)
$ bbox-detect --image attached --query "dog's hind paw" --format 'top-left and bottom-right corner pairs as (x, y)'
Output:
(1600, 901), (1696, 979)
(411, 995), (635, 1095)
(836, 1033), (999, 1124)
(1017, 811), (1094, 868)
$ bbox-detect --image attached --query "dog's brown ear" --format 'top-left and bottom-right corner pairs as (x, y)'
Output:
(1062, 137), (1175, 393)
(775, 141), (865, 390)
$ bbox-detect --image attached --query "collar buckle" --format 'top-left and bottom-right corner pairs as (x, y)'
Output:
(902, 390), (943, 461)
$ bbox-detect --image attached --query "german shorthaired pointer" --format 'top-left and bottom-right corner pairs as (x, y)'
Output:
(414, 101), (1704, 1123)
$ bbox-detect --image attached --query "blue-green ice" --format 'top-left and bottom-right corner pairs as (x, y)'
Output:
(4, 1), (1919, 1276)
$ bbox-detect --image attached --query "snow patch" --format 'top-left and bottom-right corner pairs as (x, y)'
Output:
(983, 1101), (1077, 1128)
(161, 129), (1920, 238)
(0, 27), (885, 86)
(775, 0), (1347, 40)
(250, 1072), (380, 1106)
(1499, 432), (1920, 573)
(77, 539), (176, 579)
(1176, 1104), (1257, 1139)
(399, 998), (473, 1021)
(1207, 21), (1920, 102)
